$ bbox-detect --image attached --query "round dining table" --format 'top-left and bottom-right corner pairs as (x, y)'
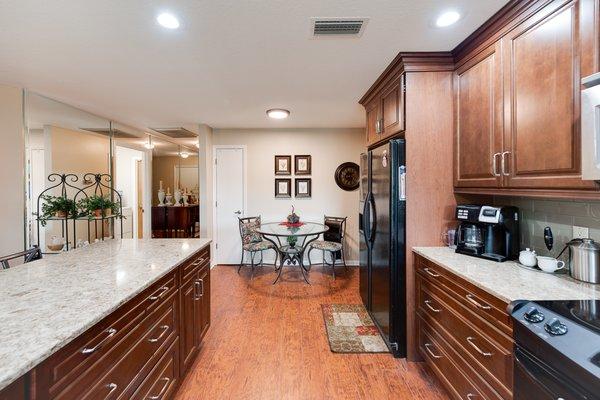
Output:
(255, 222), (329, 284)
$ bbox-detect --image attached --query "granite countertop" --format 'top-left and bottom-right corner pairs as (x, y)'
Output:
(0, 238), (210, 392)
(413, 247), (600, 303)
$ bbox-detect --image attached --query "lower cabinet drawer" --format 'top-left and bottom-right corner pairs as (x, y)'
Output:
(53, 294), (178, 400)
(131, 338), (180, 400)
(418, 317), (487, 400)
(417, 278), (512, 398)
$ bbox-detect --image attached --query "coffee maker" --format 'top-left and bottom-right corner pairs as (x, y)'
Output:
(455, 204), (520, 262)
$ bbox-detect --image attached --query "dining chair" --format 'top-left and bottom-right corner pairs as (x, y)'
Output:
(307, 215), (347, 279)
(0, 246), (42, 269)
(238, 216), (277, 278)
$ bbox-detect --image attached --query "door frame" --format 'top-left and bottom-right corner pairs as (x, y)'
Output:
(211, 145), (247, 264)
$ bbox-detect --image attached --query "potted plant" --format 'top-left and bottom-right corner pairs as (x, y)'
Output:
(78, 195), (121, 219)
(39, 195), (77, 226)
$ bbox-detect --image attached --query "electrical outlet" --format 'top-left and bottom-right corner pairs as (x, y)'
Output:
(573, 225), (589, 239)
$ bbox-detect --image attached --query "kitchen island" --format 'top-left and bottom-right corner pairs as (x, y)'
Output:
(0, 238), (211, 399)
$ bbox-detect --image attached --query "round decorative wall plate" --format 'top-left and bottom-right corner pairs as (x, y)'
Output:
(334, 162), (360, 191)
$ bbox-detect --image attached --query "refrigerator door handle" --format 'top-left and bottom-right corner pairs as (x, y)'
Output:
(369, 193), (377, 244)
(361, 196), (370, 243)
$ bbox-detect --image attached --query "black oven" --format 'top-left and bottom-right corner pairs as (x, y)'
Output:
(510, 300), (600, 400)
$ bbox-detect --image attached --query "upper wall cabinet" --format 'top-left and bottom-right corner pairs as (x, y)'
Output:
(501, 0), (595, 189)
(364, 74), (405, 147)
(455, 43), (503, 188)
(454, 0), (600, 196)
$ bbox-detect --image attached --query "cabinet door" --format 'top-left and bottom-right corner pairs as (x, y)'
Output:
(455, 43), (503, 188)
(381, 74), (405, 138)
(501, 0), (596, 189)
(197, 267), (210, 342)
(365, 98), (381, 146)
(180, 277), (198, 373)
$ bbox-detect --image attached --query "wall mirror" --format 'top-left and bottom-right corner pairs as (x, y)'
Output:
(24, 91), (113, 252)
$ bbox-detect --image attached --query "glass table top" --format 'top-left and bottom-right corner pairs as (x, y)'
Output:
(255, 222), (329, 237)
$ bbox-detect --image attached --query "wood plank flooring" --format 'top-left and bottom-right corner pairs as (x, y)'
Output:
(175, 263), (448, 400)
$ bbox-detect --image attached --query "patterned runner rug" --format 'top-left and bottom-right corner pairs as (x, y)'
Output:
(321, 304), (389, 353)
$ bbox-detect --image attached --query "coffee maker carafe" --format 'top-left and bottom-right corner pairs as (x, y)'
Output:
(455, 205), (519, 262)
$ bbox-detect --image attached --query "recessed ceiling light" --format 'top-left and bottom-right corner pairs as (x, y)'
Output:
(436, 11), (461, 27)
(157, 13), (180, 29)
(267, 109), (290, 119)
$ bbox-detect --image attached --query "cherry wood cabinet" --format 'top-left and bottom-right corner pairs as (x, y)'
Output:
(0, 246), (211, 400)
(455, 42), (504, 188)
(415, 253), (513, 400)
(454, 0), (600, 197)
(363, 74), (405, 147)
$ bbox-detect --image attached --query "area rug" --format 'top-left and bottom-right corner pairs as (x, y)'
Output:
(321, 304), (389, 353)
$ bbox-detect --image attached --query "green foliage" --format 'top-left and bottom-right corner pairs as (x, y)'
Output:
(39, 195), (77, 226)
(77, 195), (122, 219)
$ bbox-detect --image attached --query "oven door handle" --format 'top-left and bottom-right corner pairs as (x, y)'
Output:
(514, 348), (580, 399)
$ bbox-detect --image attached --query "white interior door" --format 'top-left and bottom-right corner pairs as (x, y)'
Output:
(214, 147), (245, 264)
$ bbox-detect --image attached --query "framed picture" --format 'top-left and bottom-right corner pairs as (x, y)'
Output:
(274, 155), (292, 175)
(295, 178), (312, 198)
(294, 155), (312, 175)
(275, 178), (292, 198)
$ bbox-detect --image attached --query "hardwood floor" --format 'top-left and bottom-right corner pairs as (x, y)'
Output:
(174, 263), (448, 400)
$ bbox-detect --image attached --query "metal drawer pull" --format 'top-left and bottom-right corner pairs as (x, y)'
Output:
(195, 279), (204, 299)
(82, 328), (117, 354)
(466, 336), (493, 357)
(501, 151), (510, 176)
(191, 258), (205, 266)
(492, 152), (501, 177)
(423, 267), (440, 278)
(106, 383), (118, 398)
(148, 286), (169, 301)
(148, 325), (170, 343)
(424, 343), (443, 359)
(424, 300), (441, 313)
(465, 294), (491, 310)
(147, 377), (171, 400)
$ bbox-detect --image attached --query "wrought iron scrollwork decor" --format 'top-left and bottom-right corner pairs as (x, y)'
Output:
(35, 173), (124, 253)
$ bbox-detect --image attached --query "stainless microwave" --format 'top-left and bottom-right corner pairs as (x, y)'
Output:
(582, 72), (600, 180)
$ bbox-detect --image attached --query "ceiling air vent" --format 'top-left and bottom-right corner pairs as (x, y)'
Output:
(150, 127), (198, 138)
(311, 18), (368, 37)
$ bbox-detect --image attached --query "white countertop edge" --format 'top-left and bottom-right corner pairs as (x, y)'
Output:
(412, 246), (600, 303)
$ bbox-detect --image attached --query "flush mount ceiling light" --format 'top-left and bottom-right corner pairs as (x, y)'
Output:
(267, 109), (290, 119)
(144, 135), (155, 149)
(180, 151), (189, 159)
(157, 12), (180, 29)
(435, 11), (461, 27)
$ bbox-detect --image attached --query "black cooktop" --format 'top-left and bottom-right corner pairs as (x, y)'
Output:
(535, 300), (600, 335)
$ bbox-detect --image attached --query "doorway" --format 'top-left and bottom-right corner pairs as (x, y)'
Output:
(213, 146), (246, 264)
(136, 159), (144, 238)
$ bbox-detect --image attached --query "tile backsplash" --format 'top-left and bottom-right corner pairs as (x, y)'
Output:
(493, 197), (600, 260)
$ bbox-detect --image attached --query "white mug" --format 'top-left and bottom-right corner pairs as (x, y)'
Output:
(536, 256), (566, 273)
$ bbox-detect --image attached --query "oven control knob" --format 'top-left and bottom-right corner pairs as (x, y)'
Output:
(523, 307), (545, 323)
(544, 318), (568, 336)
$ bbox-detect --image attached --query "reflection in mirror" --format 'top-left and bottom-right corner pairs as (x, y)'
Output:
(151, 137), (200, 238)
(111, 122), (150, 239)
(24, 91), (114, 252)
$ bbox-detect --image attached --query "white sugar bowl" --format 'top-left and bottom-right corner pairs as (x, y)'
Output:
(519, 248), (537, 267)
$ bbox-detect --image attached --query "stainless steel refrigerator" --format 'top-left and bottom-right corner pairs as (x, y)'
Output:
(359, 139), (406, 357)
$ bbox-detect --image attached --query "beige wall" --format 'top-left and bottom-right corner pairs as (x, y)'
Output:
(49, 126), (109, 175)
(0, 85), (25, 255)
(152, 155), (199, 205)
(213, 128), (363, 263)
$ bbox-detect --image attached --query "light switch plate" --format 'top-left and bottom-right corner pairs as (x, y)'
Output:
(573, 225), (589, 239)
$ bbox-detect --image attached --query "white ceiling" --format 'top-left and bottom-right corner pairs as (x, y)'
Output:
(0, 0), (508, 129)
